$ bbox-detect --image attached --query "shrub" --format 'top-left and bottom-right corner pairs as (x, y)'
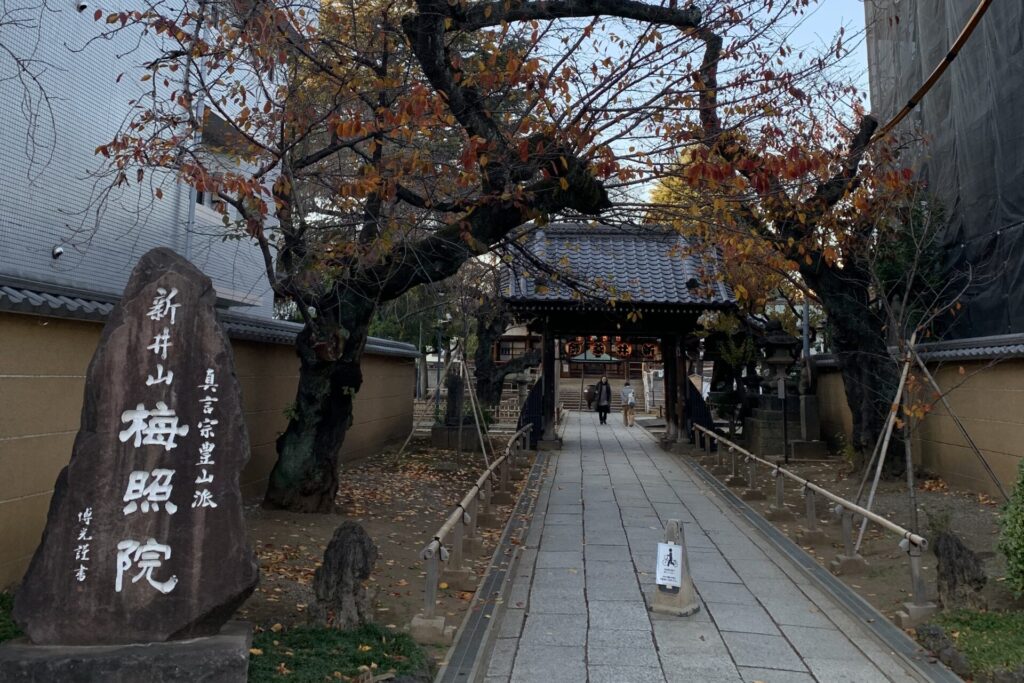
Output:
(997, 458), (1024, 596)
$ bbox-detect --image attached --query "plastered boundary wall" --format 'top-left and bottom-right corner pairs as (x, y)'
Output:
(816, 360), (1023, 497)
(0, 311), (414, 588)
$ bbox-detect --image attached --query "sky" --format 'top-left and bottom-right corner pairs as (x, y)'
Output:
(787, 0), (871, 97)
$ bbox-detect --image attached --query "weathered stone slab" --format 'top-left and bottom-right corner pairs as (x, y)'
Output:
(13, 248), (258, 645)
(0, 622), (252, 682)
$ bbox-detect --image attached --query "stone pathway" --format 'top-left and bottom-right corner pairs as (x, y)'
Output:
(482, 411), (929, 683)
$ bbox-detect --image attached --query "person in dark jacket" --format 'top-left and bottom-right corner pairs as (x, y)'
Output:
(595, 375), (612, 424)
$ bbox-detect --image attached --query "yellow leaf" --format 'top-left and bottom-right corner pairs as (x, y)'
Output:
(271, 623), (283, 633)
(358, 644), (372, 652)
(249, 648), (263, 656)
(439, 582), (449, 589)
(559, 177), (569, 191)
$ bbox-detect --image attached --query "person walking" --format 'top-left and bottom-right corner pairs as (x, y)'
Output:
(595, 375), (612, 424)
(621, 380), (636, 427)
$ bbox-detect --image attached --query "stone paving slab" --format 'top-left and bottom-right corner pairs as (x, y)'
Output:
(480, 411), (930, 683)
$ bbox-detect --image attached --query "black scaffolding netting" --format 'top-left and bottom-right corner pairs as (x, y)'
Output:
(865, 0), (1024, 339)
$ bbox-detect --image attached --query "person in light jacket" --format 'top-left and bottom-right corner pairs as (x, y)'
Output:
(621, 380), (636, 427)
(595, 376), (612, 424)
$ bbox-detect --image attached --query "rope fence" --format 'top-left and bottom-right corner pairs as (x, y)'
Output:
(410, 424), (533, 644)
(692, 424), (936, 625)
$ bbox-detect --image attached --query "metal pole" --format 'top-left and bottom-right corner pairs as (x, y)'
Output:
(731, 448), (739, 479)
(417, 321), (423, 399)
(856, 343), (914, 551)
(435, 329), (443, 421)
(716, 441), (724, 471)
(903, 401), (920, 534)
(778, 371), (789, 464)
(802, 298), (811, 360)
(462, 359), (491, 466)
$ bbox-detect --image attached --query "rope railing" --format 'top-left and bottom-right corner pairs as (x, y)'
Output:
(410, 424), (533, 645)
(692, 424), (936, 626)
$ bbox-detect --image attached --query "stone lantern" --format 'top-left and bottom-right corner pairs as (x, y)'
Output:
(762, 321), (800, 462)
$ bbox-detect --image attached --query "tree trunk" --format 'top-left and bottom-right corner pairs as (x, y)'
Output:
(806, 265), (898, 471)
(471, 291), (541, 408)
(264, 300), (373, 513)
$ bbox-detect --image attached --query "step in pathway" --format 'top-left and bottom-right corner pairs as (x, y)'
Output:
(480, 410), (935, 683)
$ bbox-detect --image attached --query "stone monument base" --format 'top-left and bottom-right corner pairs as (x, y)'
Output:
(894, 601), (939, 629)
(431, 425), (484, 452)
(649, 584), (700, 617)
(0, 621), (252, 683)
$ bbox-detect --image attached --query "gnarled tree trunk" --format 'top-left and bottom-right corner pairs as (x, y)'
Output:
(472, 292), (540, 408)
(264, 298), (373, 513)
(805, 265), (898, 471)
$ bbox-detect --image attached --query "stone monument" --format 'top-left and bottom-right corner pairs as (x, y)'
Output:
(1, 248), (259, 680)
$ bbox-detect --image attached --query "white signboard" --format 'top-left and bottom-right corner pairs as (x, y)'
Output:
(656, 542), (682, 588)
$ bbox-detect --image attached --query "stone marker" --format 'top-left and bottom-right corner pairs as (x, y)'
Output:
(650, 519), (699, 617)
(10, 248), (259, 646)
(310, 522), (378, 629)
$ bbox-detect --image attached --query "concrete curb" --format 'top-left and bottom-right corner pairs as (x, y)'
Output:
(668, 442), (961, 683)
(433, 451), (550, 683)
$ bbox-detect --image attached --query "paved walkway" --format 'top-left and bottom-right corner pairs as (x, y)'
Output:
(482, 411), (927, 683)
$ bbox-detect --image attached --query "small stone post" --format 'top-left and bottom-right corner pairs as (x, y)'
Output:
(894, 539), (938, 627)
(410, 544), (455, 645)
(478, 479), (498, 528)
(725, 448), (746, 487)
(445, 512), (476, 591)
(712, 440), (729, 475)
(704, 433), (712, 458)
(765, 461), (795, 521)
(464, 496), (483, 555)
(492, 458), (515, 505)
(741, 457), (765, 501)
(829, 507), (868, 575)
(796, 489), (827, 544)
(309, 522), (378, 630)
(511, 441), (526, 481)
(650, 519), (700, 617)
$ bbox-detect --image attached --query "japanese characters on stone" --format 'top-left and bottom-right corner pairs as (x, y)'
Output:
(111, 286), (185, 595)
(72, 507), (93, 583)
(194, 369), (219, 510)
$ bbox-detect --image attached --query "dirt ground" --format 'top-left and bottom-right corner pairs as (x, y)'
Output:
(692, 448), (1024, 622)
(236, 436), (528, 663)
